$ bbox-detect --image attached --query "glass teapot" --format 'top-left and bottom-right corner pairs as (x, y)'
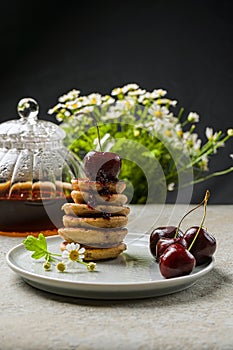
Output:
(0, 98), (81, 235)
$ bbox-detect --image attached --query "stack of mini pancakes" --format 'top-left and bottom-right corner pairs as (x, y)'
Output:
(58, 178), (130, 260)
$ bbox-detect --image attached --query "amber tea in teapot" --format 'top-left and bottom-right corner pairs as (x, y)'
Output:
(0, 98), (81, 236)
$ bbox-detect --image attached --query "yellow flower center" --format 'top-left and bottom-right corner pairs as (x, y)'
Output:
(165, 130), (172, 137)
(57, 262), (66, 272)
(177, 130), (183, 137)
(187, 140), (194, 147)
(154, 111), (162, 118)
(69, 250), (79, 261)
(72, 103), (78, 109)
(91, 98), (97, 104)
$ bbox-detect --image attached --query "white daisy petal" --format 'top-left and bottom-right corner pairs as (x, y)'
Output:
(62, 250), (69, 259)
(205, 127), (213, 140)
(78, 254), (85, 261)
(188, 112), (200, 123)
(79, 247), (86, 255)
(65, 243), (72, 251)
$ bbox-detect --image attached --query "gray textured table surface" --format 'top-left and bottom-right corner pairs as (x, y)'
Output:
(1, 204), (233, 350)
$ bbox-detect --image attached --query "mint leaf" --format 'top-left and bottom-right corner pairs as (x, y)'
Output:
(23, 233), (48, 260)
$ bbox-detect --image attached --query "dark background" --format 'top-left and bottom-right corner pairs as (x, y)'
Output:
(0, 0), (232, 203)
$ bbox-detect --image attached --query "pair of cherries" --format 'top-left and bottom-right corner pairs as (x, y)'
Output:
(150, 190), (216, 279)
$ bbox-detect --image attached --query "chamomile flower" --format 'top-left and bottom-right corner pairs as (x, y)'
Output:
(101, 95), (115, 106)
(48, 103), (66, 115)
(205, 127), (218, 141)
(175, 124), (183, 137)
(164, 129), (173, 137)
(138, 92), (153, 104)
(58, 89), (81, 103)
(148, 103), (170, 119)
(87, 93), (102, 106)
(62, 243), (85, 268)
(87, 262), (97, 272)
(64, 110), (71, 117)
(152, 88), (167, 97)
(128, 88), (146, 96)
(227, 129), (233, 137)
(43, 261), (51, 271)
(103, 109), (122, 120)
(111, 84), (140, 96)
(65, 99), (82, 110)
(168, 182), (175, 191)
(76, 106), (94, 115)
(56, 262), (66, 272)
(184, 132), (201, 150)
(114, 97), (135, 111)
(199, 155), (209, 171)
(111, 87), (123, 96)
(122, 83), (139, 94)
(156, 98), (177, 107)
(187, 112), (200, 123)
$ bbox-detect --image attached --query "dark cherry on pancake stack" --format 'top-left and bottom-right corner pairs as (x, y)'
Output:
(58, 151), (130, 260)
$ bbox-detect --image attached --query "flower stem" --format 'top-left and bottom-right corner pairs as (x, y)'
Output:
(177, 107), (184, 121)
(189, 133), (229, 168)
(96, 123), (103, 151)
(188, 190), (210, 251)
(50, 252), (62, 257)
(174, 190), (210, 238)
(180, 166), (233, 188)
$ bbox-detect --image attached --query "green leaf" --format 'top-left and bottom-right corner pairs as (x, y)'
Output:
(23, 233), (48, 260)
(31, 251), (47, 260)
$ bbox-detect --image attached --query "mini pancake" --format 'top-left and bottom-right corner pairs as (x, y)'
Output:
(62, 203), (130, 217)
(58, 227), (128, 245)
(71, 190), (128, 206)
(60, 241), (127, 261)
(71, 178), (126, 194)
(63, 214), (128, 229)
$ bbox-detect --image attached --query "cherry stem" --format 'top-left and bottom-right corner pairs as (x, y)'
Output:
(96, 123), (103, 152)
(188, 190), (210, 251)
(174, 190), (210, 238)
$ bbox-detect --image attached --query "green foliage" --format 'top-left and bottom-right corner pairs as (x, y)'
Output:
(48, 84), (233, 204)
(69, 123), (174, 203)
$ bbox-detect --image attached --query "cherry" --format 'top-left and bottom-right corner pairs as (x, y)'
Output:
(149, 226), (183, 259)
(184, 226), (216, 265)
(156, 237), (188, 262)
(159, 243), (196, 279)
(83, 150), (121, 183)
(154, 190), (215, 279)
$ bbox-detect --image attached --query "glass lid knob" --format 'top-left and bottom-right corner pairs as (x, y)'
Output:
(17, 98), (39, 120)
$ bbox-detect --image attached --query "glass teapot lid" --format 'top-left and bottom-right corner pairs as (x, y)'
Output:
(0, 98), (80, 201)
(0, 98), (65, 145)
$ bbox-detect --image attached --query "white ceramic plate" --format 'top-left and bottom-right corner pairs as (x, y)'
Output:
(6, 234), (214, 300)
